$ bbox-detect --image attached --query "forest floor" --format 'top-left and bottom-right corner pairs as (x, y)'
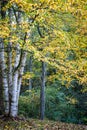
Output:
(0, 117), (87, 130)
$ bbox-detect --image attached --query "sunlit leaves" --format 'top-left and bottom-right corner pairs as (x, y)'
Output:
(0, 0), (87, 85)
(0, 20), (10, 38)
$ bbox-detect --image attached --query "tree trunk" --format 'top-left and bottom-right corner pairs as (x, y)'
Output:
(0, 65), (4, 115)
(0, 1), (28, 118)
(40, 61), (46, 120)
(16, 51), (27, 113)
(10, 44), (20, 117)
(8, 43), (13, 115)
(29, 55), (33, 90)
(8, 9), (13, 115)
(0, 39), (9, 115)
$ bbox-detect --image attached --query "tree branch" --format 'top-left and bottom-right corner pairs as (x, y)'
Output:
(37, 23), (45, 38)
(13, 32), (27, 73)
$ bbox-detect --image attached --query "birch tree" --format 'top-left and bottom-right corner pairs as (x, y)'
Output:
(0, 0), (28, 117)
(0, 65), (4, 115)
(0, 0), (9, 115)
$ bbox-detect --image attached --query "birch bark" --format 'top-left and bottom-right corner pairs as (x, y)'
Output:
(0, 39), (9, 115)
(0, 64), (4, 114)
(10, 44), (20, 117)
(16, 51), (27, 112)
(8, 9), (13, 115)
(0, 3), (28, 117)
(10, 11), (22, 117)
(7, 42), (13, 115)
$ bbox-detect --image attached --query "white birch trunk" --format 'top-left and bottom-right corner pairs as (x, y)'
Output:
(10, 11), (23, 117)
(16, 51), (27, 112)
(8, 9), (13, 114)
(0, 64), (4, 114)
(8, 42), (13, 114)
(0, 3), (28, 117)
(0, 38), (9, 115)
(10, 44), (20, 117)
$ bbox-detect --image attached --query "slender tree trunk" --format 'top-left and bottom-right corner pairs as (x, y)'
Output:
(8, 9), (13, 115)
(9, 10), (27, 117)
(16, 51), (27, 112)
(0, 39), (9, 115)
(0, 65), (4, 115)
(9, 47), (27, 117)
(10, 44), (20, 117)
(29, 55), (32, 90)
(40, 61), (46, 120)
(8, 42), (13, 115)
(0, 0), (9, 116)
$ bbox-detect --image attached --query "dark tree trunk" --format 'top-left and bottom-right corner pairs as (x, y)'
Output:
(40, 61), (46, 120)
(0, 0), (8, 18)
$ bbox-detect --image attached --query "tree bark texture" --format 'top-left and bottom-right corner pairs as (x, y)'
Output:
(0, 42), (27, 117)
(0, 39), (9, 115)
(29, 55), (33, 90)
(40, 61), (46, 120)
(0, 2), (27, 117)
(0, 64), (4, 115)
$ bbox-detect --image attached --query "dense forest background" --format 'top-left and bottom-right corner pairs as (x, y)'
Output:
(19, 57), (87, 124)
(0, 0), (87, 127)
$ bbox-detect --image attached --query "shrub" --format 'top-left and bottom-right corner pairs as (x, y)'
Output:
(18, 87), (86, 124)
